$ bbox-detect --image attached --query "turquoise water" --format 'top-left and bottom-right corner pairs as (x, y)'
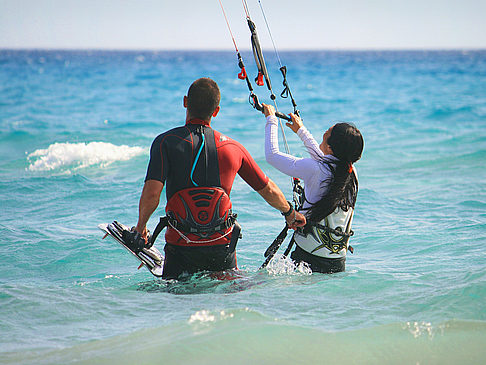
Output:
(1, 49), (485, 364)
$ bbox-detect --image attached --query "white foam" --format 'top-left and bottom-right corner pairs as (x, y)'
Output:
(188, 310), (216, 324)
(27, 141), (145, 172)
(188, 310), (235, 324)
(265, 254), (313, 276)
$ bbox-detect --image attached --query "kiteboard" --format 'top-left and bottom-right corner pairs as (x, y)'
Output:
(98, 221), (164, 277)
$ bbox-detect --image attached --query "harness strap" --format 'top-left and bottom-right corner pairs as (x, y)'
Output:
(149, 216), (169, 247)
(167, 211), (237, 234)
(148, 214), (238, 246)
(168, 220), (235, 245)
(228, 221), (242, 253)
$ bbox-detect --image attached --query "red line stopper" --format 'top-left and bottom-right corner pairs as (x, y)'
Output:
(238, 67), (247, 80)
(256, 72), (264, 86)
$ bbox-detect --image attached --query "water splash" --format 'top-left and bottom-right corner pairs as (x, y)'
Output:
(27, 141), (145, 172)
(265, 254), (313, 276)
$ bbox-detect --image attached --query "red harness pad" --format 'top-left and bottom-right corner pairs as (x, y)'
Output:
(165, 187), (234, 246)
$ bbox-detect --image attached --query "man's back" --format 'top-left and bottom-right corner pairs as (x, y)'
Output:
(145, 121), (268, 200)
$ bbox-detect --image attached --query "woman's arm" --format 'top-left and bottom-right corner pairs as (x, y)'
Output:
(263, 105), (322, 180)
(297, 126), (325, 161)
(286, 112), (325, 161)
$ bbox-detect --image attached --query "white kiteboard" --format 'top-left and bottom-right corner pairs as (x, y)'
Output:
(98, 221), (164, 277)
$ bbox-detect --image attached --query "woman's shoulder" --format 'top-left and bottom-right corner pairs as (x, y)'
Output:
(319, 155), (339, 167)
(314, 155), (339, 177)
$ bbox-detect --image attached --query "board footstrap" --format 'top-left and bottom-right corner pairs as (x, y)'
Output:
(109, 221), (163, 267)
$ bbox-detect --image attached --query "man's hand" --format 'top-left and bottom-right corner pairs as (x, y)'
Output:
(285, 209), (306, 230)
(257, 180), (306, 229)
(134, 226), (150, 243)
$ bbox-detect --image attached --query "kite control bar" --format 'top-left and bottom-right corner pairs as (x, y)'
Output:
(250, 93), (291, 121)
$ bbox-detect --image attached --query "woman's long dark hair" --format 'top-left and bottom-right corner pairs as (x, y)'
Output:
(306, 122), (364, 225)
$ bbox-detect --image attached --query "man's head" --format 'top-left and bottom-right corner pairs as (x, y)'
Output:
(185, 78), (221, 121)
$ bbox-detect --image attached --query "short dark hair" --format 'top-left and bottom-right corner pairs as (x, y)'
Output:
(187, 78), (221, 120)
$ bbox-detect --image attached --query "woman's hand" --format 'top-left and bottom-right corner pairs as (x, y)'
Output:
(285, 113), (303, 133)
(262, 103), (276, 117)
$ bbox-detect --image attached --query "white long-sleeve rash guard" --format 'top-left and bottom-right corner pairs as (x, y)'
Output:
(265, 115), (338, 213)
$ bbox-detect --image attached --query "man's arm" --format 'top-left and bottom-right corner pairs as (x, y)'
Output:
(257, 179), (306, 229)
(135, 179), (164, 240)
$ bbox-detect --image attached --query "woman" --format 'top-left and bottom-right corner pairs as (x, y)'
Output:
(263, 104), (364, 273)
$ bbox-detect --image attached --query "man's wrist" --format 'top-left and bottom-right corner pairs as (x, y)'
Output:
(135, 224), (146, 235)
(281, 201), (294, 217)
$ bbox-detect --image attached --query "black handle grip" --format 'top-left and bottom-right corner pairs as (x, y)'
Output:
(251, 94), (291, 121)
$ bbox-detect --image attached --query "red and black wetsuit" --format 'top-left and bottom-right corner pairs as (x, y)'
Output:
(145, 119), (269, 279)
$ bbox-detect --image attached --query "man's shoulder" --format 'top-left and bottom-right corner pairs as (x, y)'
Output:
(213, 129), (240, 147)
(212, 129), (258, 164)
(153, 125), (189, 142)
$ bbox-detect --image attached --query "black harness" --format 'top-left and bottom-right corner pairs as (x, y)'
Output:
(149, 126), (241, 251)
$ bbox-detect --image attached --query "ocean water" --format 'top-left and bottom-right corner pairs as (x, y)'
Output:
(1, 49), (485, 364)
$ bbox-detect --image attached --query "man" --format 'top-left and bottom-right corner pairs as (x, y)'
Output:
(134, 77), (305, 279)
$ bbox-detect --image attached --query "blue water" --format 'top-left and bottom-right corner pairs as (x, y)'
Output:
(1, 49), (485, 364)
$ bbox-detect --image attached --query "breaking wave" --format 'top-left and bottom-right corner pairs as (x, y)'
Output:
(27, 142), (145, 172)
